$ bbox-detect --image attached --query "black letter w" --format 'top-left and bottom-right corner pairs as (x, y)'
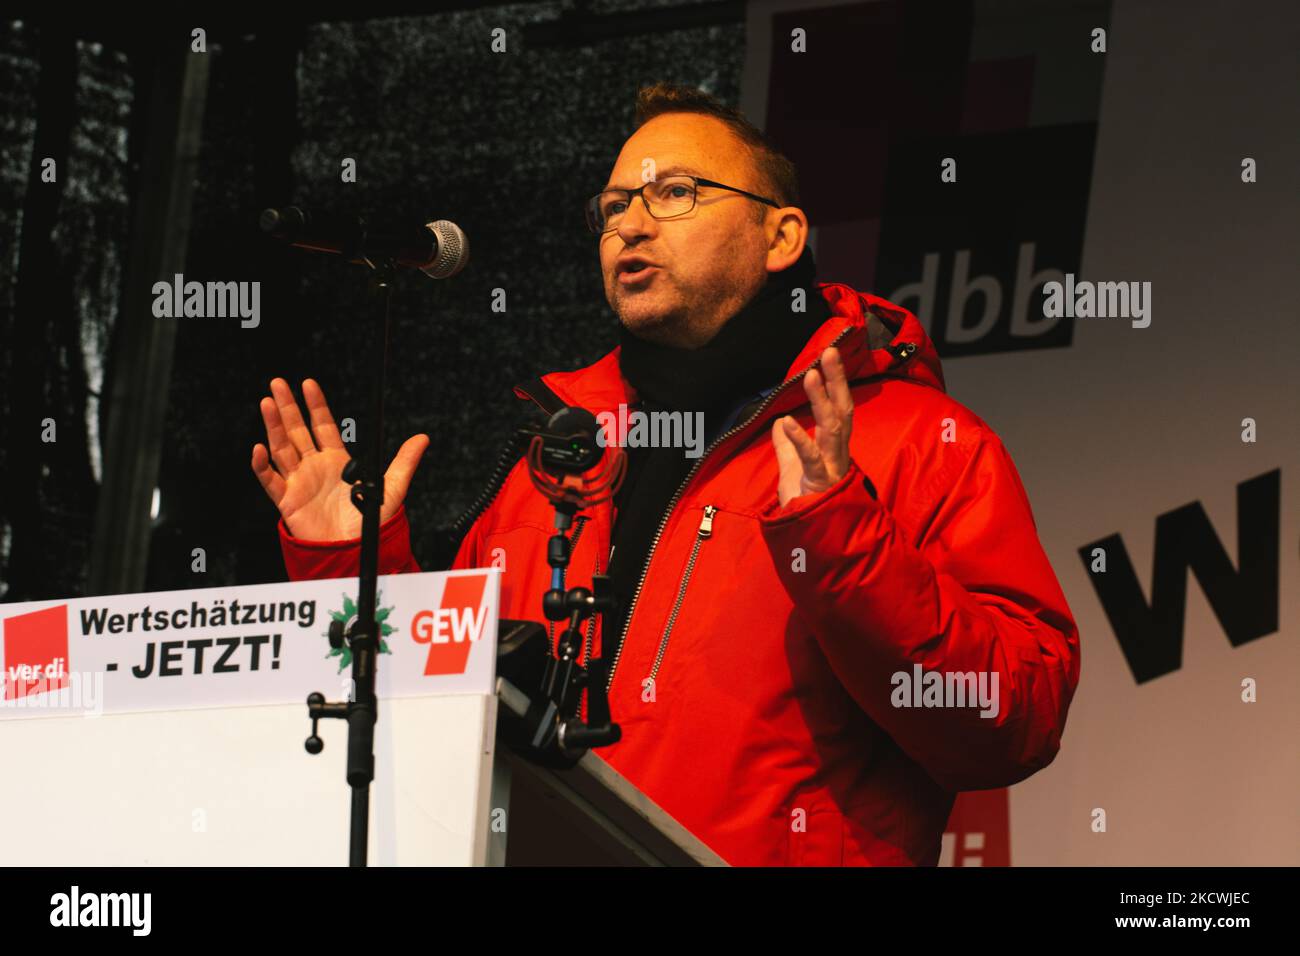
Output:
(1078, 469), (1279, 684)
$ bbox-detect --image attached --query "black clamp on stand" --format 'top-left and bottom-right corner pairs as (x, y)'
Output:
(300, 258), (397, 868)
(496, 407), (626, 769)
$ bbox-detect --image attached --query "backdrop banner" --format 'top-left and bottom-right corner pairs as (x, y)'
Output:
(743, 0), (1298, 865)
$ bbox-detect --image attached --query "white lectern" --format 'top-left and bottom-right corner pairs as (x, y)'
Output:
(0, 572), (725, 866)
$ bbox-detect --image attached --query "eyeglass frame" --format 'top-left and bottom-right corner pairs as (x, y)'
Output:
(585, 175), (782, 234)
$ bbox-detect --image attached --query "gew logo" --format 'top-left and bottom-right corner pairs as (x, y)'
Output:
(411, 574), (488, 676)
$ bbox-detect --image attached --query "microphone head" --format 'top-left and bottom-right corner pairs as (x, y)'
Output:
(258, 206), (307, 238)
(532, 406), (603, 475)
(421, 220), (469, 279)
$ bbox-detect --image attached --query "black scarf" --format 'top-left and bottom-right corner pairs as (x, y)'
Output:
(602, 246), (832, 658)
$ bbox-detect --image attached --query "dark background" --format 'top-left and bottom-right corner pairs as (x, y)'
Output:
(0, 3), (747, 601)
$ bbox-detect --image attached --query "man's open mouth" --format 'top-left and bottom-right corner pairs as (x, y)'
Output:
(617, 264), (658, 285)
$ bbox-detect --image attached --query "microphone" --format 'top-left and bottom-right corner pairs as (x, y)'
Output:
(523, 407), (606, 476)
(259, 206), (469, 278)
(522, 407), (626, 517)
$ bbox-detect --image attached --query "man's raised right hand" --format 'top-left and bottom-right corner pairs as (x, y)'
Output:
(251, 378), (429, 542)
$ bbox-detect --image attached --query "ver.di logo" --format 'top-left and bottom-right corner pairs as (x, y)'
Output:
(324, 591), (396, 673)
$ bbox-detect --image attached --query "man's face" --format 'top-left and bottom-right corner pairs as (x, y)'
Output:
(598, 113), (775, 349)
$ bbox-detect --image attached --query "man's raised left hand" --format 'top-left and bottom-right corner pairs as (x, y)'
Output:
(772, 346), (854, 509)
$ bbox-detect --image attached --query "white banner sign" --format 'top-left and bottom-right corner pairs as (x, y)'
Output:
(0, 569), (500, 720)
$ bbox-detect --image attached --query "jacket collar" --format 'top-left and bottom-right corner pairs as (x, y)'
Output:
(513, 283), (946, 416)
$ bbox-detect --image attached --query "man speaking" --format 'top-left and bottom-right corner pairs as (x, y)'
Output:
(252, 83), (1080, 866)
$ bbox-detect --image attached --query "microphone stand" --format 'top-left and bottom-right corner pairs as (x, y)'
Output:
(493, 417), (625, 768)
(303, 258), (395, 867)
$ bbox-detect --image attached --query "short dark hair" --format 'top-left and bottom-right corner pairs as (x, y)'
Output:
(633, 82), (801, 219)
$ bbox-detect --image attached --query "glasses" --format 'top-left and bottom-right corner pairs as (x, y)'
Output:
(585, 175), (781, 234)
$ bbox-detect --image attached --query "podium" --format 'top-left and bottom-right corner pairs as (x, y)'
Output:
(0, 576), (725, 865)
(491, 677), (724, 866)
(0, 676), (723, 866)
(0, 572), (725, 865)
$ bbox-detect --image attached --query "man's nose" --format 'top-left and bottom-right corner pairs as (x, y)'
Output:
(615, 193), (657, 243)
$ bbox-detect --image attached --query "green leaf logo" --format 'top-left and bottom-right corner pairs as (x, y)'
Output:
(323, 589), (398, 673)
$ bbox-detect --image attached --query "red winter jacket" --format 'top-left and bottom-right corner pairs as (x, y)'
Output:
(278, 284), (1080, 866)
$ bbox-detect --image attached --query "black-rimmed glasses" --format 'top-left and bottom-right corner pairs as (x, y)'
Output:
(585, 175), (781, 234)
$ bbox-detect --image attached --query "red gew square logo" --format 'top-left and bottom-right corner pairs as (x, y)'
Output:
(3, 605), (70, 701)
(411, 575), (488, 676)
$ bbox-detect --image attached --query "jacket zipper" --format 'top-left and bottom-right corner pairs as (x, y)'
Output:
(604, 326), (919, 694)
(583, 549), (600, 664)
(568, 513), (589, 564)
(643, 505), (716, 686)
(578, 548), (602, 724)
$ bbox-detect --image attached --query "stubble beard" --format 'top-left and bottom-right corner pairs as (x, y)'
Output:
(612, 277), (754, 349)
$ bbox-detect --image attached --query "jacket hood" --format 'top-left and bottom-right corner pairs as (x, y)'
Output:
(514, 283), (946, 414)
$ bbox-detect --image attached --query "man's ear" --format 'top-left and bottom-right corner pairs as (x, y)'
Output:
(766, 207), (809, 274)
